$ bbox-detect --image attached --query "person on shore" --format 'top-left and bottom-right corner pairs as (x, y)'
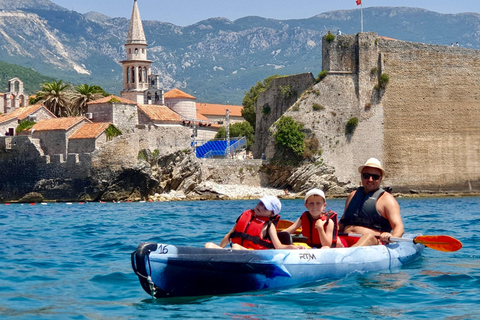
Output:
(205, 195), (304, 250)
(339, 157), (404, 246)
(284, 188), (346, 248)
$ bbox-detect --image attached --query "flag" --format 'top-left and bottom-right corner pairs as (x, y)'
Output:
(356, 0), (361, 5)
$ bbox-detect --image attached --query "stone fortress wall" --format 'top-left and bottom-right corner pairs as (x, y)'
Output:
(276, 32), (480, 192)
(0, 125), (191, 201)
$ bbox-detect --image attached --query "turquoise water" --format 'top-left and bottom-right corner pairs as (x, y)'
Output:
(0, 197), (478, 319)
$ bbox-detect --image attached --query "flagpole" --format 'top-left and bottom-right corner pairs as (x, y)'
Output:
(360, 2), (363, 32)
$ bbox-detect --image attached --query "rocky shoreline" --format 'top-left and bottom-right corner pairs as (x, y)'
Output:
(4, 184), (480, 204)
(2, 147), (479, 204)
(148, 182), (480, 202)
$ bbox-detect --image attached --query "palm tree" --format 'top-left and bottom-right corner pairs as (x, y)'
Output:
(36, 80), (71, 117)
(71, 84), (106, 116)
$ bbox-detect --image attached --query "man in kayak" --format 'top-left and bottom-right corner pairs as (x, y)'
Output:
(205, 195), (304, 250)
(338, 158), (404, 246)
(284, 188), (347, 248)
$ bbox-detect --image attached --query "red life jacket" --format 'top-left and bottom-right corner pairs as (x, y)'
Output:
(230, 209), (280, 250)
(301, 210), (338, 248)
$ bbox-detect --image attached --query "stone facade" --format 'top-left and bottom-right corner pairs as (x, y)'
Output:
(88, 101), (138, 133)
(0, 78), (28, 115)
(32, 118), (90, 156)
(68, 132), (108, 154)
(253, 73), (315, 159)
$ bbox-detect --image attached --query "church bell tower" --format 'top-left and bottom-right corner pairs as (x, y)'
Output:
(120, 0), (153, 104)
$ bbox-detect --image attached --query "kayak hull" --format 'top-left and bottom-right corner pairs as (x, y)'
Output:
(131, 235), (424, 297)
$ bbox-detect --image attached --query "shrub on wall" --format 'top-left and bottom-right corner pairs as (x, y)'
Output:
(345, 117), (359, 135)
(378, 73), (390, 89)
(280, 85), (295, 99)
(108, 97), (121, 103)
(312, 103), (324, 111)
(274, 116), (305, 157)
(16, 120), (36, 134)
(105, 124), (122, 141)
(325, 33), (335, 42)
(315, 70), (328, 83)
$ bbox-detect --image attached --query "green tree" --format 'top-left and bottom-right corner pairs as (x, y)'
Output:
(274, 116), (305, 157)
(36, 80), (71, 117)
(214, 121), (254, 150)
(71, 84), (107, 116)
(242, 74), (279, 130)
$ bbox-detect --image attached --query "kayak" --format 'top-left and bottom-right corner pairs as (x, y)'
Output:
(131, 234), (424, 297)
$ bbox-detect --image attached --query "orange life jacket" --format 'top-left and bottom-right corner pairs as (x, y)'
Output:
(230, 209), (280, 250)
(301, 210), (338, 248)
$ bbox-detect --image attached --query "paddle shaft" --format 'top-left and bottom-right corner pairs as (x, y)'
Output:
(339, 232), (406, 243)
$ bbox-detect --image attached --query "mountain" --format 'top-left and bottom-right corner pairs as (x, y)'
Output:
(1, 0), (480, 103)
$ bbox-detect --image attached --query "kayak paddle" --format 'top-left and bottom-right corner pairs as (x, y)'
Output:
(340, 233), (462, 252)
(280, 220), (462, 252)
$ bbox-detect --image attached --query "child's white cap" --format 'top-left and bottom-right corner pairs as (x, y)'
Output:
(304, 188), (326, 203)
(259, 195), (282, 215)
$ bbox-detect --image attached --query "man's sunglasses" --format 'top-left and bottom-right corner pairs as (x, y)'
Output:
(362, 173), (381, 180)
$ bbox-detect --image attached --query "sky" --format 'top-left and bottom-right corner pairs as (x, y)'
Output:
(50, 0), (480, 27)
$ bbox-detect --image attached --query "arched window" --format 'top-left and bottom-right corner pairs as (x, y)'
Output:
(139, 67), (142, 83)
(127, 67), (131, 84)
(135, 48), (138, 55)
(143, 68), (147, 83)
(131, 67), (135, 83)
(129, 48), (131, 54)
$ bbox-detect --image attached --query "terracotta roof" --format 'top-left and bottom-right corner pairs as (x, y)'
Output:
(195, 110), (210, 121)
(196, 102), (243, 117)
(31, 116), (88, 132)
(138, 104), (183, 122)
(164, 88), (196, 100)
(87, 95), (137, 105)
(69, 122), (112, 139)
(0, 104), (49, 123)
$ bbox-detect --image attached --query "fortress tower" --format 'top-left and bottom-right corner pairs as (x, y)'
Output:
(121, 0), (163, 105)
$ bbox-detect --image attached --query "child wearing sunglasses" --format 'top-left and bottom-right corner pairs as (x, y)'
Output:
(338, 158), (405, 246)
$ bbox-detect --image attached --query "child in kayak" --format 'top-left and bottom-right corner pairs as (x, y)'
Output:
(205, 195), (304, 250)
(284, 188), (347, 248)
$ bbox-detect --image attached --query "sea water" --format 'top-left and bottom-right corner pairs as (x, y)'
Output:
(0, 197), (479, 319)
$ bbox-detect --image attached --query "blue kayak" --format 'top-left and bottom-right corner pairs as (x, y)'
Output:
(131, 235), (424, 297)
